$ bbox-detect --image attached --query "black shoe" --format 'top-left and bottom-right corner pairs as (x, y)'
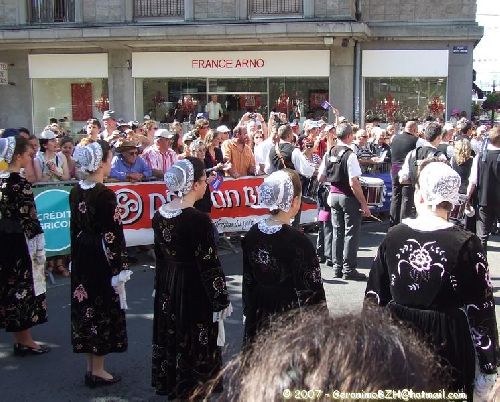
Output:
(334, 270), (343, 278)
(326, 260), (334, 267)
(13, 343), (50, 356)
(343, 270), (367, 281)
(318, 256), (326, 263)
(85, 374), (122, 388)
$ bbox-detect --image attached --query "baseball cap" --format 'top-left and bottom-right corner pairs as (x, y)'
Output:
(216, 125), (231, 133)
(324, 124), (335, 131)
(39, 130), (57, 140)
(102, 110), (116, 120)
(154, 129), (175, 139)
(182, 132), (197, 142)
(338, 116), (347, 123)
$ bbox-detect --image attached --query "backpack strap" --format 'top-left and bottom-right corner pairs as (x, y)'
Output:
(274, 143), (288, 169)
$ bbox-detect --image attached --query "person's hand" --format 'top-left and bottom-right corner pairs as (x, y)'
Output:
(208, 171), (218, 184)
(127, 173), (143, 182)
(361, 204), (371, 217)
(256, 113), (265, 122)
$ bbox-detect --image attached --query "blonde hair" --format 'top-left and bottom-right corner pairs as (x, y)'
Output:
(204, 129), (219, 148)
(454, 139), (471, 165)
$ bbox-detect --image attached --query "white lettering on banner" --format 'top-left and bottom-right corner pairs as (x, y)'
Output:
(211, 189), (246, 209)
(38, 211), (71, 220)
(116, 188), (143, 225)
(148, 192), (175, 218)
(41, 220), (70, 230)
(211, 191), (226, 208)
(191, 58), (265, 69)
(243, 186), (258, 206)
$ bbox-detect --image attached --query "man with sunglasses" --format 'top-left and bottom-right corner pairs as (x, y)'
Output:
(109, 140), (152, 182)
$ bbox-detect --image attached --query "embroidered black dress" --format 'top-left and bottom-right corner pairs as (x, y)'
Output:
(242, 220), (327, 343)
(70, 182), (128, 355)
(365, 224), (498, 396)
(152, 206), (229, 398)
(0, 172), (47, 331)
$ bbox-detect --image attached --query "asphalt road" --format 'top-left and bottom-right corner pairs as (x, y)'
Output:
(1, 221), (499, 401)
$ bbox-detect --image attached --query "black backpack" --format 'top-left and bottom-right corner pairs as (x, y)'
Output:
(325, 146), (352, 183)
(408, 146), (443, 185)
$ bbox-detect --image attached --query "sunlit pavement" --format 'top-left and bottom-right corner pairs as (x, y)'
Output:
(1, 221), (499, 401)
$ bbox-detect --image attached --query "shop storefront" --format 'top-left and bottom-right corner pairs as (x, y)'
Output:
(132, 50), (330, 126)
(28, 53), (109, 135)
(362, 50), (449, 123)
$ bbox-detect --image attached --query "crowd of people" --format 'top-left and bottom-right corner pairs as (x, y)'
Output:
(0, 108), (499, 400)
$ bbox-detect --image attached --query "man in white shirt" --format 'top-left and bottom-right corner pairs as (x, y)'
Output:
(318, 123), (371, 280)
(205, 95), (223, 128)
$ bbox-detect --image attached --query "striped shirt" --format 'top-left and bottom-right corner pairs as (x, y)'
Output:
(141, 146), (178, 174)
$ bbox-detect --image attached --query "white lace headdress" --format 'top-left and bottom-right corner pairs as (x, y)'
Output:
(258, 170), (295, 212)
(0, 137), (16, 165)
(73, 142), (103, 172)
(418, 161), (461, 209)
(164, 159), (195, 196)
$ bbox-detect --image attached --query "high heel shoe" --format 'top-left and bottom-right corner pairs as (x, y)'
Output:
(85, 373), (122, 388)
(13, 343), (50, 356)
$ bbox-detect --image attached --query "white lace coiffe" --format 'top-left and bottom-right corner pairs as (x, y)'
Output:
(73, 142), (103, 172)
(418, 161), (461, 209)
(258, 170), (294, 212)
(164, 159), (195, 196)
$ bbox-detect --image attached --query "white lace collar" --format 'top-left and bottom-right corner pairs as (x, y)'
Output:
(257, 218), (284, 234)
(0, 171), (11, 179)
(79, 180), (97, 190)
(158, 204), (184, 219)
(402, 214), (453, 231)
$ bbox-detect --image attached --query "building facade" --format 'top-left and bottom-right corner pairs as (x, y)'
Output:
(0, 0), (483, 133)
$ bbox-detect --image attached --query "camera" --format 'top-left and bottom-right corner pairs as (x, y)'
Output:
(249, 113), (256, 119)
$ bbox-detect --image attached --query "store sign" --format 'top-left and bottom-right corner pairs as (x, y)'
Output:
(452, 45), (468, 54)
(0, 63), (8, 85)
(132, 50), (330, 78)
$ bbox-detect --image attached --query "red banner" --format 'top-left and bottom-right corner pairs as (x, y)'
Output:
(106, 177), (317, 244)
(71, 83), (93, 121)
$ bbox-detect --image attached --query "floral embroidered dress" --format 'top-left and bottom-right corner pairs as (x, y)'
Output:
(0, 172), (47, 331)
(365, 222), (498, 396)
(69, 181), (128, 355)
(242, 220), (327, 343)
(152, 206), (229, 399)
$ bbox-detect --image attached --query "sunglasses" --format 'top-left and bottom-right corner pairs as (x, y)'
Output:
(126, 151), (139, 156)
(254, 136), (263, 139)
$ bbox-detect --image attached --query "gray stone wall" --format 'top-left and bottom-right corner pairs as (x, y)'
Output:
(194, 0), (237, 20)
(0, 51), (32, 130)
(0, 0), (19, 25)
(314, 0), (356, 19)
(83, 0), (125, 23)
(361, 0), (476, 22)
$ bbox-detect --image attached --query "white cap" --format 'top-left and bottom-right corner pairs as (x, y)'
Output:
(477, 125), (487, 134)
(338, 116), (347, 123)
(39, 130), (57, 140)
(154, 129), (175, 139)
(443, 123), (454, 131)
(216, 125), (231, 133)
(324, 124), (335, 132)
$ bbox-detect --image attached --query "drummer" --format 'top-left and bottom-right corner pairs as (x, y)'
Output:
(318, 123), (371, 281)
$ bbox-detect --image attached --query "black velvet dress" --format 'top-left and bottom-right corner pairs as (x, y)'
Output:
(69, 182), (128, 355)
(152, 206), (229, 399)
(242, 220), (327, 343)
(365, 223), (498, 397)
(0, 172), (47, 332)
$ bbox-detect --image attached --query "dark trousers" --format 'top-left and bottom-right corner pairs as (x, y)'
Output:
(476, 206), (498, 255)
(316, 218), (333, 262)
(329, 193), (361, 274)
(401, 185), (415, 220)
(390, 177), (415, 226)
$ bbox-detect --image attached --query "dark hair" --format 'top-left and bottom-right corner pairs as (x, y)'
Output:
(196, 308), (448, 400)
(11, 136), (31, 162)
(277, 124), (292, 140)
(49, 118), (58, 124)
(185, 156), (206, 183)
(96, 140), (112, 164)
(424, 122), (442, 142)
(416, 158), (453, 212)
(59, 136), (74, 148)
(269, 168), (302, 215)
(86, 118), (101, 129)
(18, 127), (30, 136)
(39, 139), (49, 153)
(459, 120), (472, 135)
(336, 123), (353, 140)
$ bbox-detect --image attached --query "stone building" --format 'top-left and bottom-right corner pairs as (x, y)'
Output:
(0, 0), (482, 133)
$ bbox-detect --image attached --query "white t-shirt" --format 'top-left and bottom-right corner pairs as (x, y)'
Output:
(205, 102), (223, 120)
(317, 140), (362, 180)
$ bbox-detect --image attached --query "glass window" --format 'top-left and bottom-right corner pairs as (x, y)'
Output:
(269, 77), (329, 121)
(364, 77), (447, 123)
(32, 78), (108, 136)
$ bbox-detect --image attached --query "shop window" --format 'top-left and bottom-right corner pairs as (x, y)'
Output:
(249, 0), (303, 16)
(364, 77), (447, 123)
(32, 78), (108, 136)
(29, 0), (75, 23)
(134, 0), (184, 18)
(269, 77), (329, 121)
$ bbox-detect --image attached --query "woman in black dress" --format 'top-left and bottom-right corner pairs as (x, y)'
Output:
(0, 136), (49, 355)
(365, 160), (498, 400)
(71, 141), (131, 387)
(242, 169), (327, 343)
(152, 157), (230, 398)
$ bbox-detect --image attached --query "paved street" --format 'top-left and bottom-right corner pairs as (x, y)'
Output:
(1, 221), (499, 401)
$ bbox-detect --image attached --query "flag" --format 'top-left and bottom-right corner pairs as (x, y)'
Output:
(321, 100), (332, 110)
